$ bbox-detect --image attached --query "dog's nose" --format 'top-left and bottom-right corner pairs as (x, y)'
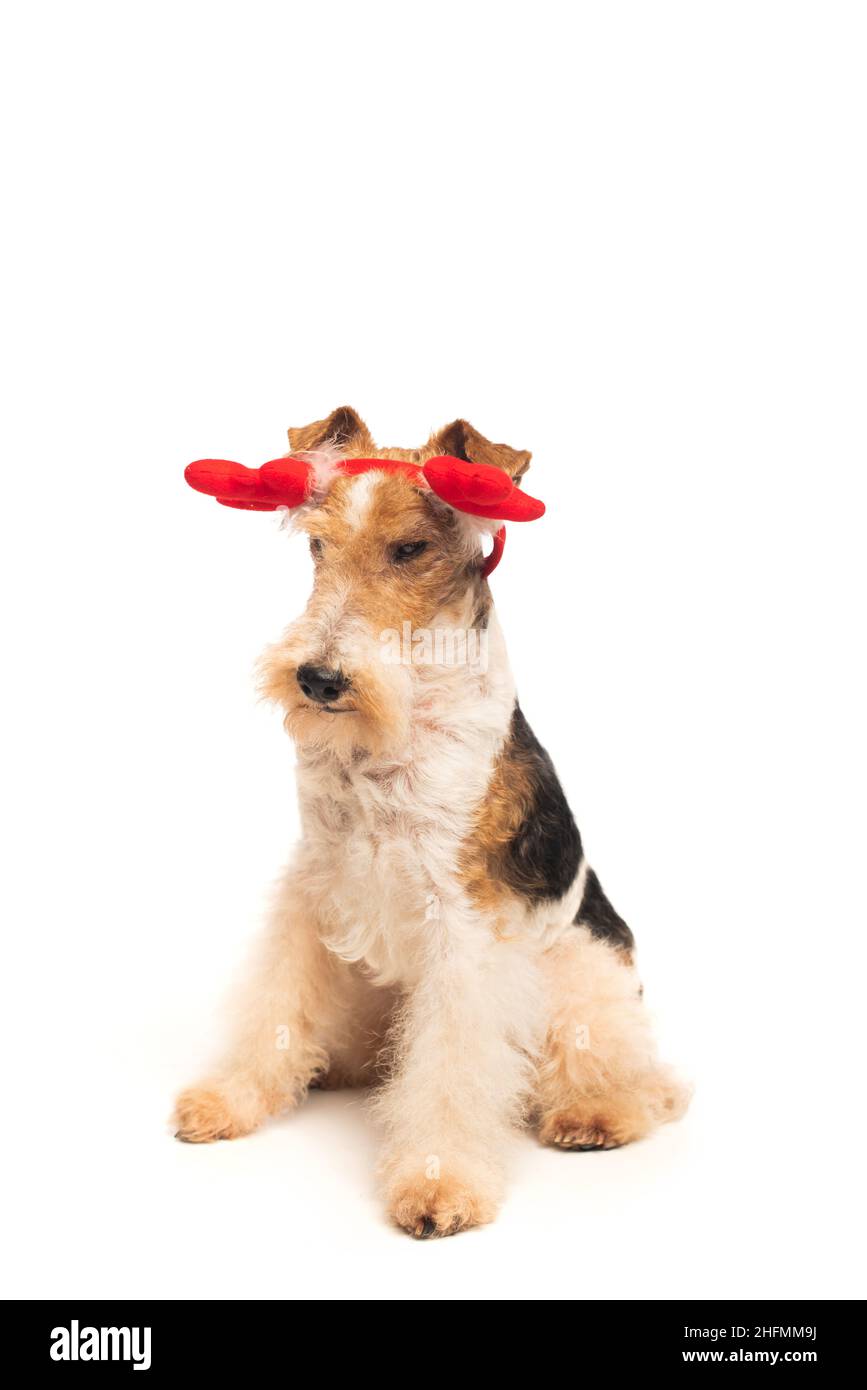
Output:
(296, 664), (350, 705)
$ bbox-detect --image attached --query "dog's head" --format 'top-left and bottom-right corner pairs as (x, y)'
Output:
(258, 407), (532, 758)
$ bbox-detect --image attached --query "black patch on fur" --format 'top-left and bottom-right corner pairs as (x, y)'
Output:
(575, 869), (635, 953)
(501, 705), (583, 902)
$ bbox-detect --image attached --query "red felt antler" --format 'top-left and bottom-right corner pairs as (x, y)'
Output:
(184, 457), (313, 510)
(422, 456), (545, 521)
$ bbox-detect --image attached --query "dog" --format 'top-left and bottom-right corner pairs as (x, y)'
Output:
(174, 407), (689, 1237)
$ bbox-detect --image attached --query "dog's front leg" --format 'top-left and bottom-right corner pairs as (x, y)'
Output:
(174, 872), (336, 1143)
(377, 934), (541, 1238)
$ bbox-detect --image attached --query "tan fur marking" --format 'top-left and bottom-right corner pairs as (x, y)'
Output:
(430, 418), (532, 481)
(460, 735), (535, 913)
(259, 461), (486, 758)
(288, 405), (374, 455)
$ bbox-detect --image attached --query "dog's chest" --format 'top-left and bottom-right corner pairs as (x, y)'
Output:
(296, 739), (492, 983)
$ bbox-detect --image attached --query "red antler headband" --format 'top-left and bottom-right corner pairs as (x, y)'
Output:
(184, 454), (544, 578)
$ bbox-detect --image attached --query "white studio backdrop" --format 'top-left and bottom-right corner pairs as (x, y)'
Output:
(1, 1), (865, 1299)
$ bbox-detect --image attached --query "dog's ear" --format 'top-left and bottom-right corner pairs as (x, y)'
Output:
(429, 419), (531, 481)
(288, 406), (374, 455)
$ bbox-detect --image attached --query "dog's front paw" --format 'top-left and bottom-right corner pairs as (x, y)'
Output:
(173, 1080), (262, 1144)
(383, 1156), (500, 1238)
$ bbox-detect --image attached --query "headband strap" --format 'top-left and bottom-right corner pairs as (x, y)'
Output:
(184, 453), (543, 578)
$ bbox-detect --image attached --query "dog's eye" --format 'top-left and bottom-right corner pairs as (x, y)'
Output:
(391, 540), (428, 564)
(309, 537), (325, 560)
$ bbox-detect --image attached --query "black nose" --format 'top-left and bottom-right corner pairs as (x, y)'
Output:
(296, 664), (350, 705)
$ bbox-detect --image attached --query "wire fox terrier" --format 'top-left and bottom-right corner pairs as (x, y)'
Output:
(175, 407), (689, 1237)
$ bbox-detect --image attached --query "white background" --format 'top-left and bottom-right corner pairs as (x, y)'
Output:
(2, 1), (865, 1301)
